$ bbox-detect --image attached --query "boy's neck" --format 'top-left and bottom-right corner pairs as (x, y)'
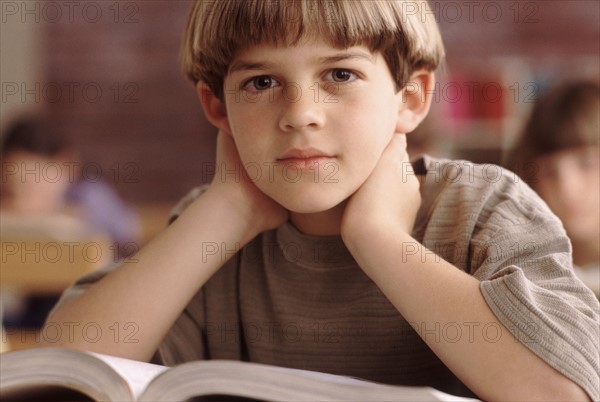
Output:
(289, 201), (347, 236)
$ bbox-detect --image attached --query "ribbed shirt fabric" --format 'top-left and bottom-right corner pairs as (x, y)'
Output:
(58, 156), (600, 399)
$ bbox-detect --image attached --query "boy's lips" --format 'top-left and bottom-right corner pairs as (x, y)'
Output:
(278, 148), (334, 160)
(277, 148), (336, 170)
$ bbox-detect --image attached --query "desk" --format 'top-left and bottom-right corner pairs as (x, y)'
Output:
(1, 236), (111, 294)
(1, 236), (112, 353)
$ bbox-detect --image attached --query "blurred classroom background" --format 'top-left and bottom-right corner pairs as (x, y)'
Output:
(1, 1), (599, 350)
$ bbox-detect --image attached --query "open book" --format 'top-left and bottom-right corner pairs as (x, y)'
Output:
(0, 347), (478, 401)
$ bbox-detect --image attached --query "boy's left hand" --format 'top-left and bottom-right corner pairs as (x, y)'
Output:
(341, 133), (421, 243)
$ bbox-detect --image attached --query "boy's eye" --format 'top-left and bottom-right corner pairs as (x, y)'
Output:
(326, 69), (357, 83)
(244, 75), (277, 91)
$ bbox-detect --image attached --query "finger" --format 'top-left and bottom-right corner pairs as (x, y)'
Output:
(386, 134), (419, 188)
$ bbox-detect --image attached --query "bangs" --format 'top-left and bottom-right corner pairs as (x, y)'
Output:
(220, 0), (399, 50)
(507, 80), (600, 181)
(183, 0), (443, 98)
(538, 123), (596, 154)
(548, 115), (599, 151)
(528, 84), (600, 153)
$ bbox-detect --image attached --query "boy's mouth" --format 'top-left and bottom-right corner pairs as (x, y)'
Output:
(277, 148), (336, 171)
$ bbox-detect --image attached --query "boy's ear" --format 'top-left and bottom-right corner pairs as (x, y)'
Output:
(395, 70), (435, 134)
(196, 82), (233, 135)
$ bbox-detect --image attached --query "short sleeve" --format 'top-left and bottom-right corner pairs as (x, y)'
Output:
(471, 173), (599, 400)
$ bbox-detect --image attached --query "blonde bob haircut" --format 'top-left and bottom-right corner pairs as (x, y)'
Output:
(181, 0), (445, 100)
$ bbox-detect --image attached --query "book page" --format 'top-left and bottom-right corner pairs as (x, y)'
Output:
(0, 348), (133, 401)
(140, 360), (480, 401)
(90, 352), (168, 399)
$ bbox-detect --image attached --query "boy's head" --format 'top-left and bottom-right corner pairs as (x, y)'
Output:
(182, 0), (444, 100)
(1, 118), (70, 160)
(180, 0), (444, 215)
(1, 118), (76, 213)
(512, 80), (599, 168)
(508, 80), (600, 248)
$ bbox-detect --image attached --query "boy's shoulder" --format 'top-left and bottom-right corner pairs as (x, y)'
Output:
(413, 154), (560, 237)
(414, 153), (539, 204)
(414, 154), (521, 191)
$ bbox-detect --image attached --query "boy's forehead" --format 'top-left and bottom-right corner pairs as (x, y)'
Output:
(228, 39), (377, 70)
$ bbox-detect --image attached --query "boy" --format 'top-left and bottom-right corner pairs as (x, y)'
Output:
(507, 80), (600, 297)
(44, 1), (598, 400)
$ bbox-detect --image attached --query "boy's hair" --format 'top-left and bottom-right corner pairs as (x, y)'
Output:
(1, 118), (71, 158)
(181, 0), (444, 100)
(506, 80), (600, 185)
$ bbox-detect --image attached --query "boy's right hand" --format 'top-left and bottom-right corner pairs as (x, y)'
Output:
(207, 131), (288, 239)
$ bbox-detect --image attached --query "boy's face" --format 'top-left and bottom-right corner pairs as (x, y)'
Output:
(534, 146), (600, 244)
(1, 150), (72, 213)
(220, 39), (411, 213)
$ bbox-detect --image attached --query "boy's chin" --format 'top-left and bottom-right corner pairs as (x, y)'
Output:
(272, 193), (347, 215)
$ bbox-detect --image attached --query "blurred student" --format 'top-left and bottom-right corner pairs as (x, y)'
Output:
(1, 118), (92, 240)
(1, 118), (140, 327)
(1, 118), (140, 249)
(507, 80), (600, 296)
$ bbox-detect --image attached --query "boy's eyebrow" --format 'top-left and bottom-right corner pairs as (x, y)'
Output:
(316, 52), (375, 65)
(228, 52), (375, 74)
(228, 61), (272, 74)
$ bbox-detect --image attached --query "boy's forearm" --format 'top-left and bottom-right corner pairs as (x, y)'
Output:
(343, 226), (590, 401)
(42, 187), (260, 362)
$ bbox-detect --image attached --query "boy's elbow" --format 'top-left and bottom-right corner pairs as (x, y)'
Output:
(481, 370), (592, 402)
(510, 377), (591, 402)
(559, 381), (593, 402)
(546, 369), (593, 402)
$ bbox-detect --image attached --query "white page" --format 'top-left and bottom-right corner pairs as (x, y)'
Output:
(90, 352), (168, 399)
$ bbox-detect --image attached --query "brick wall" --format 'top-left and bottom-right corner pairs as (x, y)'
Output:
(43, 1), (215, 203)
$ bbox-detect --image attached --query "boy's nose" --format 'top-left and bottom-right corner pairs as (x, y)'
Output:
(278, 85), (326, 132)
